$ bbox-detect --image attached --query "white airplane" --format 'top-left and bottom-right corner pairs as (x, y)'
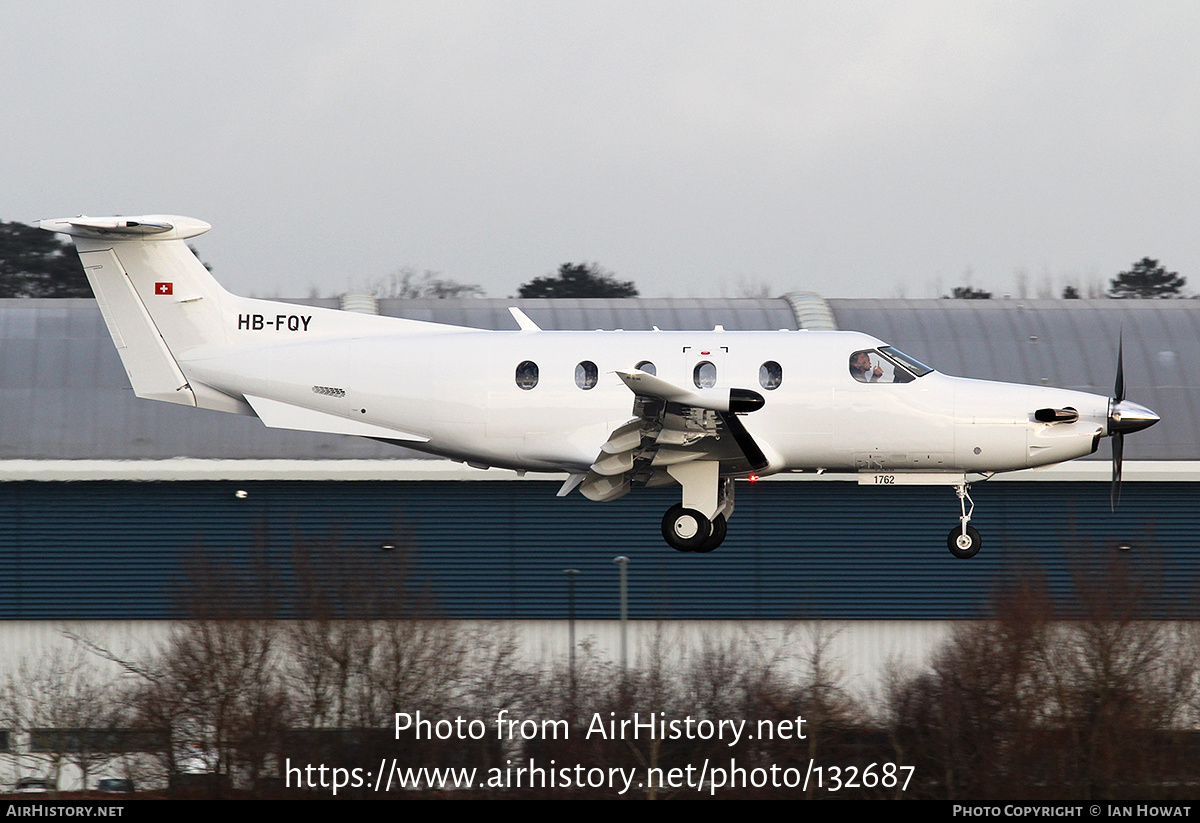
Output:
(38, 215), (1160, 558)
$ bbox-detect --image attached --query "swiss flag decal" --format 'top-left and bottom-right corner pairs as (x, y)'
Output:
(155, 282), (173, 295)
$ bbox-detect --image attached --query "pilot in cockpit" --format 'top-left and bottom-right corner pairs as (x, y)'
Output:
(849, 351), (883, 383)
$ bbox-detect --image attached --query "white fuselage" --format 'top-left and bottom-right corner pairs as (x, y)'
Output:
(182, 322), (1109, 477)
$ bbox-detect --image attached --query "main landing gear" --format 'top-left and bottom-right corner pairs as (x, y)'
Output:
(662, 505), (727, 553)
(660, 461), (733, 553)
(946, 482), (981, 559)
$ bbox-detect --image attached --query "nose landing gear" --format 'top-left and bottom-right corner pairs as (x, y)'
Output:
(946, 482), (981, 559)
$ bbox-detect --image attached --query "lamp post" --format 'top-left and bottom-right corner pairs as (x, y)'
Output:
(563, 568), (579, 715)
(612, 556), (629, 674)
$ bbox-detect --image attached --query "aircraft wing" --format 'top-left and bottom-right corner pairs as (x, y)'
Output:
(572, 370), (769, 502)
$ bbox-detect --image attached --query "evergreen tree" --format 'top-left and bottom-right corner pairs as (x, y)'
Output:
(518, 263), (638, 298)
(1107, 258), (1186, 299)
(0, 221), (91, 297)
(944, 285), (992, 299)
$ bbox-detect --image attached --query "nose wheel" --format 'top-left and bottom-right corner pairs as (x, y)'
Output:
(947, 524), (981, 558)
(946, 483), (981, 559)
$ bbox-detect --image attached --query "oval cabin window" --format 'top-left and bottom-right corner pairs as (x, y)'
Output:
(515, 360), (539, 390)
(693, 361), (717, 388)
(575, 361), (598, 390)
(759, 361), (783, 390)
(635, 360), (657, 376)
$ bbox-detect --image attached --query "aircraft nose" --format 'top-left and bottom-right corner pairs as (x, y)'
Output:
(1109, 400), (1160, 435)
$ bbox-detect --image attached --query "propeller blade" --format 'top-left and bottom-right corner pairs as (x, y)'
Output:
(1114, 331), (1125, 403)
(1111, 431), (1124, 511)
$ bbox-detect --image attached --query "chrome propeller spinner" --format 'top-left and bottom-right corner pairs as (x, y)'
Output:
(1108, 333), (1160, 510)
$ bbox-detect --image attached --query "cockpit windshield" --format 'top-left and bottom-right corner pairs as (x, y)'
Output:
(849, 346), (935, 383)
(880, 346), (934, 377)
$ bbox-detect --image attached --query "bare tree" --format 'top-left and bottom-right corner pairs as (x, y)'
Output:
(0, 648), (128, 791)
(733, 276), (774, 298)
(117, 619), (290, 793)
(881, 574), (1054, 799)
(356, 267), (485, 299)
(1037, 550), (1194, 799)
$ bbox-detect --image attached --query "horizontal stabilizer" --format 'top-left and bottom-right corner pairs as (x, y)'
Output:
(38, 215), (212, 240)
(244, 395), (429, 441)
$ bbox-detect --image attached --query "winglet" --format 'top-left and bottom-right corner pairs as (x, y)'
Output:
(509, 306), (541, 331)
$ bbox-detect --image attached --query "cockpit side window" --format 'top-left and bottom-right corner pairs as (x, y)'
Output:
(849, 348), (931, 383)
(849, 350), (882, 382)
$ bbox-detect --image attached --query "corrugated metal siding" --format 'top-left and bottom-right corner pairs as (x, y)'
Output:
(0, 479), (1195, 620)
(373, 297), (799, 332)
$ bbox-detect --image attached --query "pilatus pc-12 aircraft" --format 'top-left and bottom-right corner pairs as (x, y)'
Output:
(38, 215), (1159, 558)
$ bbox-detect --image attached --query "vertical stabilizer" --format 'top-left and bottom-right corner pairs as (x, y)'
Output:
(38, 215), (230, 407)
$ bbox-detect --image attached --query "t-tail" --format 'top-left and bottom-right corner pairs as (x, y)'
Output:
(37, 216), (237, 411)
(38, 214), (451, 418)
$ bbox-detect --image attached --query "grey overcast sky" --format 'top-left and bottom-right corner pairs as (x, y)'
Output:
(5, 1), (1199, 299)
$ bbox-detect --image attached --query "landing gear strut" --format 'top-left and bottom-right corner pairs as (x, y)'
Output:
(660, 463), (732, 553)
(946, 482), (981, 559)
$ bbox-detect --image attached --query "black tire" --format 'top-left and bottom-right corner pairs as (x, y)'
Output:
(693, 514), (727, 553)
(947, 525), (982, 559)
(661, 504), (712, 552)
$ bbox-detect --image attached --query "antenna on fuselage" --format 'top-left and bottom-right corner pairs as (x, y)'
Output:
(509, 307), (541, 332)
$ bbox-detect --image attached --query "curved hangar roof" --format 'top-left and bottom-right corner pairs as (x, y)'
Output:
(0, 295), (1190, 461)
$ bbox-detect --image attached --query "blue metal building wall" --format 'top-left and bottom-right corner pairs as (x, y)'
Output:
(0, 479), (1195, 620)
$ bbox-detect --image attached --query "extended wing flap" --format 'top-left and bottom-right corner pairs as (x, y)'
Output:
(591, 450), (635, 476)
(621, 371), (769, 474)
(573, 370), (771, 502)
(578, 471), (631, 502)
(601, 419), (642, 454)
(580, 418), (643, 500)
